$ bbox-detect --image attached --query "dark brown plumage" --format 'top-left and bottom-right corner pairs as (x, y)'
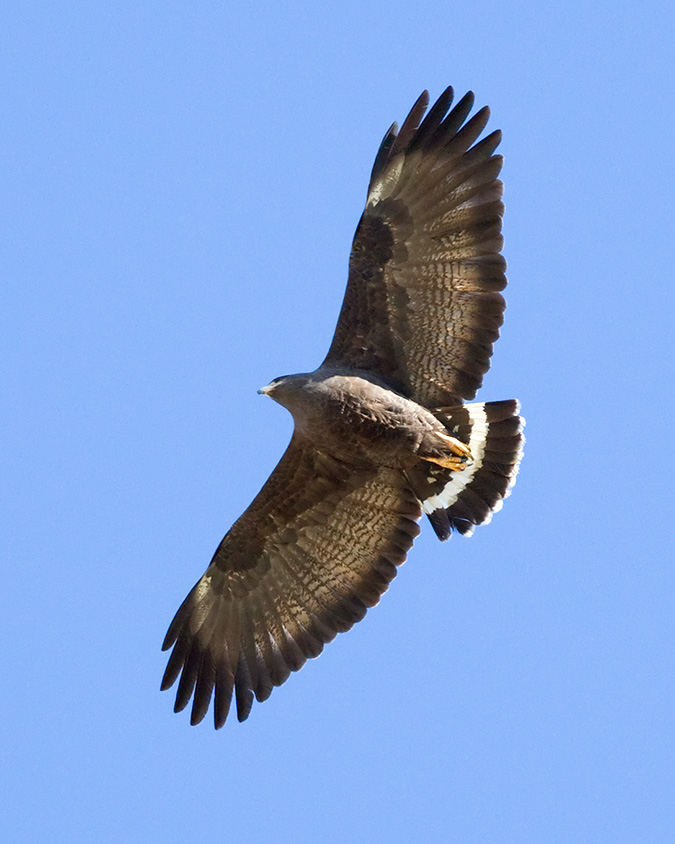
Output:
(161, 87), (524, 727)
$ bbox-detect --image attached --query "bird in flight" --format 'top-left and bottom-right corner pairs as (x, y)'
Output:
(161, 86), (524, 728)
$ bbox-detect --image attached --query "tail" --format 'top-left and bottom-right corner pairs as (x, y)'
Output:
(406, 400), (524, 540)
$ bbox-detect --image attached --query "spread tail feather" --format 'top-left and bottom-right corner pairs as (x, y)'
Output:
(406, 400), (524, 540)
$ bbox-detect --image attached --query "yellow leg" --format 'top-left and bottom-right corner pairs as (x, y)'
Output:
(421, 432), (472, 471)
(422, 454), (468, 471)
(435, 431), (472, 458)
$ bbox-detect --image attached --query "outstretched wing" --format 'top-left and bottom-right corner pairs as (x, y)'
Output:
(323, 87), (506, 407)
(161, 434), (421, 727)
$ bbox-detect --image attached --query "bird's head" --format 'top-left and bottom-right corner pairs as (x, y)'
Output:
(257, 373), (310, 409)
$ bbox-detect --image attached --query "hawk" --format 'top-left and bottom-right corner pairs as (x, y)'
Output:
(161, 87), (524, 728)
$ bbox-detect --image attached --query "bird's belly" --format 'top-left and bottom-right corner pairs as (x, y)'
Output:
(298, 376), (440, 467)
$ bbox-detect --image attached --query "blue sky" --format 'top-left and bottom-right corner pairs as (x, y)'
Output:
(3, 2), (674, 842)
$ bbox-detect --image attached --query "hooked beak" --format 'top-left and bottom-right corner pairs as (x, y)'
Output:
(257, 383), (273, 396)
